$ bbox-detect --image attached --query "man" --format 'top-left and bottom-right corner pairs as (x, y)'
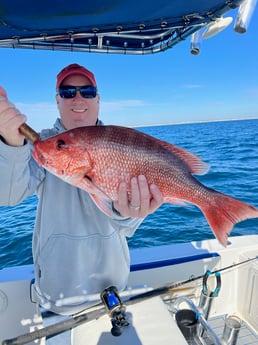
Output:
(0, 64), (163, 331)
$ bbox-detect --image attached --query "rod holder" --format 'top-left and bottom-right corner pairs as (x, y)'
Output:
(222, 315), (242, 345)
(175, 309), (198, 341)
(234, 0), (257, 33)
(190, 28), (204, 55)
(198, 292), (216, 320)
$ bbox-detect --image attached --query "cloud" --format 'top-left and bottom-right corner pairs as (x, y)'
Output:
(17, 102), (57, 114)
(181, 84), (203, 89)
(16, 101), (57, 130)
(101, 99), (147, 112)
(15, 99), (149, 130)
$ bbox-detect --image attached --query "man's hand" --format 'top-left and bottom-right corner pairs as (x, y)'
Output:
(0, 86), (26, 146)
(113, 175), (164, 218)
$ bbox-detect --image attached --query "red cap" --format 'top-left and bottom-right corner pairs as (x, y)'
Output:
(56, 63), (97, 89)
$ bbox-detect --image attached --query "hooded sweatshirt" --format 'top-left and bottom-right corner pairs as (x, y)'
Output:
(0, 119), (143, 314)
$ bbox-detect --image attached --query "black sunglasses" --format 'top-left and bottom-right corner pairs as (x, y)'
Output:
(58, 85), (97, 99)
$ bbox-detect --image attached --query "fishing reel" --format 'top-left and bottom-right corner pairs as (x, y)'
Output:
(100, 286), (129, 336)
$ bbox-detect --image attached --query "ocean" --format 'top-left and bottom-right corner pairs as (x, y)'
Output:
(0, 119), (257, 269)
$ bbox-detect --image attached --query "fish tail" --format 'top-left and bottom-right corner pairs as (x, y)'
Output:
(200, 193), (258, 247)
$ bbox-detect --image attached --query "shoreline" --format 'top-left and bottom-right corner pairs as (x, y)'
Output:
(134, 117), (258, 128)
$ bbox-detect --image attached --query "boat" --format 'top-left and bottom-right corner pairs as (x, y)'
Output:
(0, 0), (258, 344)
(0, 235), (258, 344)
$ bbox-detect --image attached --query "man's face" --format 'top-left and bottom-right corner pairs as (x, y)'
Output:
(56, 74), (100, 130)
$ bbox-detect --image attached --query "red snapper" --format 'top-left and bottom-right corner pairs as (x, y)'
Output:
(32, 125), (258, 247)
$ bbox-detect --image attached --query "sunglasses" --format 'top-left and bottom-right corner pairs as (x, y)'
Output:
(58, 85), (97, 99)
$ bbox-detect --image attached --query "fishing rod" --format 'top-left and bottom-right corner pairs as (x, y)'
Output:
(2, 255), (257, 345)
(127, 254), (258, 302)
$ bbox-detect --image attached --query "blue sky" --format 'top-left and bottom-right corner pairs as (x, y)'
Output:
(1, 7), (258, 130)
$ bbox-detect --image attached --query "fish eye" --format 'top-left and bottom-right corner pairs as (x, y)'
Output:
(56, 139), (66, 149)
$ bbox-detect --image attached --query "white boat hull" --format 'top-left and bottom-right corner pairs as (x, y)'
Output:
(0, 235), (258, 344)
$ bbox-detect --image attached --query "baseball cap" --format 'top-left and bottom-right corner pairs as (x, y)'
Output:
(56, 63), (97, 89)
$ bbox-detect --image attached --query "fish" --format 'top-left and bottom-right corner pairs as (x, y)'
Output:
(32, 125), (258, 247)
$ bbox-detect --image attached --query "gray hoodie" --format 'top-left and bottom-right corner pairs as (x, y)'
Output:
(0, 118), (143, 314)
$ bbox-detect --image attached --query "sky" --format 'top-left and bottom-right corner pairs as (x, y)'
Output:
(1, 6), (258, 130)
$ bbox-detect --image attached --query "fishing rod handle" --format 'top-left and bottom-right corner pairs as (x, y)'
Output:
(1, 313), (88, 345)
(19, 123), (40, 143)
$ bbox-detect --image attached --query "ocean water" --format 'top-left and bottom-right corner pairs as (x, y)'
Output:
(0, 119), (257, 269)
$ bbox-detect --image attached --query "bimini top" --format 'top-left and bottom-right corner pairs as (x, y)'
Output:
(0, 0), (255, 55)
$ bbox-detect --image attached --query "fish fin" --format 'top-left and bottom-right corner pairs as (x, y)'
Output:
(200, 192), (258, 247)
(90, 194), (113, 217)
(76, 175), (106, 196)
(161, 142), (210, 175)
(164, 197), (188, 206)
(76, 175), (113, 217)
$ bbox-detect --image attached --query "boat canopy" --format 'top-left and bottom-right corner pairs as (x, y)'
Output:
(0, 0), (256, 55)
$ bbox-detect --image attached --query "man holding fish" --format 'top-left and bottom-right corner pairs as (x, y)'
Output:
(1, 63), (258, 344)
(0, 64), (164, 338)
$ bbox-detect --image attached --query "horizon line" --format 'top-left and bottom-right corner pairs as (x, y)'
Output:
(132, 116), (258, 128)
